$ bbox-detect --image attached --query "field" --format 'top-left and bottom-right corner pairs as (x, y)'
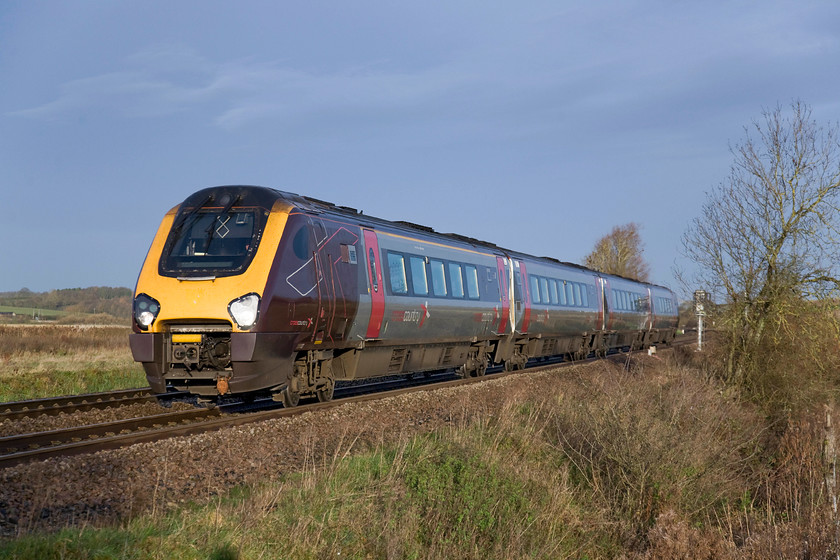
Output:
(0, 327), (838, 558)
(0, 325), (146, 401)
(0, 306), (65, 320)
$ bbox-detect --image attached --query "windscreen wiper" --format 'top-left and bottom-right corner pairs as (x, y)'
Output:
(171, 194), (214, 236)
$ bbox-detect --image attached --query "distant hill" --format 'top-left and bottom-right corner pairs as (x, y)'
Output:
(0, 287), (132, 321)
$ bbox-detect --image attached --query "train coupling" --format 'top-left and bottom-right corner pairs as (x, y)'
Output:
(216, 375), (231, 395)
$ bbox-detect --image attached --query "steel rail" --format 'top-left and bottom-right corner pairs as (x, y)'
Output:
(0, 388), (160, 421)
(0, 407), (220, 455)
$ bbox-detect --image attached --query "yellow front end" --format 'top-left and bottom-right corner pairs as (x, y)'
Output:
(130, 197), (293, 395)
(136, 202), (290, 330)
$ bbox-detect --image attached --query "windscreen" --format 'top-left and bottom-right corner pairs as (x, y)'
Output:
(159, 192), (271, 278)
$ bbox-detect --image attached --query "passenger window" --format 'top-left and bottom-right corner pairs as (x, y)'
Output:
(465, 265), (480, 299)
(449, 263), (464, 298)
(387, 253), (407, 295)
(573, 283), (582, 306)
(530, 276), (540, 304)
(581, 285), (588, 307)
(431, 260), (447, 297)
(540, 277), (549, 304)
(410, 256), (428, 296)
(566, 283), (574, 306)
(514, 271), (522, 302)
(368, 248), (378, 293)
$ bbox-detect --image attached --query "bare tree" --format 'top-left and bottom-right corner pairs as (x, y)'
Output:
(681, 100), (840, 384)
(584, 223), (651, 282)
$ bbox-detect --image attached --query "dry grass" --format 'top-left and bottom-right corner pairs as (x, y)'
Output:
(0, 325), (146, 401)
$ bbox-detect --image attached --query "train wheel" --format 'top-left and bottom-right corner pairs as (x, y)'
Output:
(280, 386), (300, 408)
(316, 379), (335, 403)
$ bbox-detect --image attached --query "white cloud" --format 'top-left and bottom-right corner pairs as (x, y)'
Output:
(8, 45), (478, 130)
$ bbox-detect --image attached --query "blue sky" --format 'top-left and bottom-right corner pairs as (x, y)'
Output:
(3, 1), (840, 296)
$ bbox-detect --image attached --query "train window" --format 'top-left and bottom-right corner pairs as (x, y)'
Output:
(292, 226), (310, 260)
(549, 280), (558, 305)
(449, 263), (465, 298)
(513, 271), (522, 302)
(539, 277), (549, 304)
(340, 244), (358, 264)
(431, 260), (447, 297)
(558, 281), (567, 306)
(565, 282), (574, 306)
(368, 248), (378, 293)
(465, 265), (480, 299)
(410, 256), (428, 296)
(388, 252), (408, 295)
(530, 276), (540, 304)
(581, 284), (588, 307)
(573, 283), (582, 306)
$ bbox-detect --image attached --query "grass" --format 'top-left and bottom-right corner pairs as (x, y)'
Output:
(0, 398), (601, 559)
(3, 351), (839, 558)
(0, 325), (147, 401)
(0, 306), (65, 319)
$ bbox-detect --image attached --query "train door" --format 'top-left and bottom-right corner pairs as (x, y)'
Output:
(512, 260), (531, 333)
(644, 287), (654, 332)
(363, 229), (385, 339)
(495, 257), (511, 335)
(308, 215), (332, 343)
(599, 278), (614, 331)
(598, 276), (610, 331)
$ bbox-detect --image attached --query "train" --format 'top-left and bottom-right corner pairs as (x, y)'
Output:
(129, 185), (679, 406)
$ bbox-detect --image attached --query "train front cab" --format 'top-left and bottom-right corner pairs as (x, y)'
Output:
(129, 187), (301, 397)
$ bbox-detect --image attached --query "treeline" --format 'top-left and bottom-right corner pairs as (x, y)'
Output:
(0, 287), (132, 319)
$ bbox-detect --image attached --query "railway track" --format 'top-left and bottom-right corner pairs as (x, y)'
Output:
(0, 388), (173, 421)
(0, 339), (690, 469)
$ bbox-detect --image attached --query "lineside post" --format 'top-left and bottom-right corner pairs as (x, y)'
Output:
(694, 289), (707, 351)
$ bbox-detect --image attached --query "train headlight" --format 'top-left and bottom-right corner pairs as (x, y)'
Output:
(133, 294), (161, 330)
(228, 293), (260, 330)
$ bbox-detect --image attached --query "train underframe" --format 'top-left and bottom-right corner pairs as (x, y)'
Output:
(130, 325), (677, 405)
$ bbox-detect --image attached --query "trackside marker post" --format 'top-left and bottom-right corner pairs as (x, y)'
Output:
(694, 289), (707, 351)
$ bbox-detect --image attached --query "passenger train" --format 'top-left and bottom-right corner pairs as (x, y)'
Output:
(129, 185), (679, 406)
